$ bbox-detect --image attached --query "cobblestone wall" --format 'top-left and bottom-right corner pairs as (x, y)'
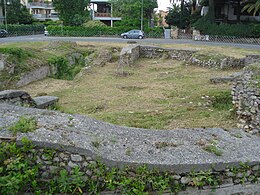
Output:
(139, 46), (195, 61)
(0, 90), (35, 107)
(31, 146), (260, 192)
(232, 70), (260, 134)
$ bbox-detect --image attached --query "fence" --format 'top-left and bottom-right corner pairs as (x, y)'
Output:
(47, 29), (164, 39)
(193, 34), (260, 45)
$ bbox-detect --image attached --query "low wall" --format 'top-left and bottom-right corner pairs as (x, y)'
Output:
(232, 70), (260, 134)
(139, 46), (195, 61)
(0, 103), (259, 193)
(0, 90), (35, 107)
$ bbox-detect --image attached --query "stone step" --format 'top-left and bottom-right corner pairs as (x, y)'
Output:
(33, 96), (59, 109)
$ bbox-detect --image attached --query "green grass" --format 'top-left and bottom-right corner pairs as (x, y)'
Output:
(22, 57), (238, 130)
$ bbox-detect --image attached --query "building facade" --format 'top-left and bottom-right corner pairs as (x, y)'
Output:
(22, 0), (59, 21)
(90, 0), (121, 27)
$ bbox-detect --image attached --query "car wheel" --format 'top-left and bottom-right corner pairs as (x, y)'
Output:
(138, 35), (143, 39)
(123, 35), (127, 39)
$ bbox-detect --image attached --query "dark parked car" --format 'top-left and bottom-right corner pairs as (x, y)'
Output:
(121, 30), (145, 39)
(0, 29), (8, 38)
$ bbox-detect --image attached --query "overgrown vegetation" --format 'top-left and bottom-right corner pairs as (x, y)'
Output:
(211, 90), (233, 111)
(8, 116), (37, 134)
(48, 56), (84, 80)
(0, 140), (259, 194)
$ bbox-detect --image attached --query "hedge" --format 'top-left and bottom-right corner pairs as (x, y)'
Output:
(46, 25), (164, 38)
(0, 24), (45, 36)
(192, 17), (260, 38)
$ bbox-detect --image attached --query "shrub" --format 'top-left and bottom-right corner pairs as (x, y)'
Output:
(192, 17), (260, 37)
(0, 24), (44, 36)
(47, 25), (163, 38)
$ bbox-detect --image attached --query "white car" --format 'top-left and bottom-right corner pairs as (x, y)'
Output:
(44, 30), (49, 36)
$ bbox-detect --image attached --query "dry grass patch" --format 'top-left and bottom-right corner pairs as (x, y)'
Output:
(22, 57), (238, 130)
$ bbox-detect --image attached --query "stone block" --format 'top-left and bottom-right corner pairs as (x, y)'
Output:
(33, 96), (59, 109)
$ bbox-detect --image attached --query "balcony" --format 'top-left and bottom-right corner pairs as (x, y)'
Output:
(32, 14), (59, 21)
(28, 2), (54, 9)
(94, 12), (111, 17)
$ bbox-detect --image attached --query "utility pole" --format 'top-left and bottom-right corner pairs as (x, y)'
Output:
(141, 0), (143, 31)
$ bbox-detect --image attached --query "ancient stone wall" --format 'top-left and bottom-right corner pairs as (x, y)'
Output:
(29, 146), (260, 192)
(0, 90), (35, 107)
(232, 70), (260, 134)
(118, 44), (140, 68)
(139, 46), (195, 61)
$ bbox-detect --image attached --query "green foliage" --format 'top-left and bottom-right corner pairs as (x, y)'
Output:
(242, 0), (260, 16)
(193, 17), (260, 37)
(189, 170), (220, 187)
(0, 24), (44, 35)
(52, 0), (90, 26)
(203, 144), (223, 156)
(8, 116), (37, 134)
(0, 47), (33, 59)
(110, 0), (158, 28)
(165, 2), (191, 29)
(0, 140), (259, 194)
(0, 139), (38, 194)
(47, 25), (163, 38)
(211, 91), (233, 111)
(48, 56), (84, 80)
(82, 20), (107, 27)
(1, 0), (34, 24)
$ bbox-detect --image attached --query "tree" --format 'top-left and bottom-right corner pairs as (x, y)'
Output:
(242, 0), (260, 16)
(53, 0), (90, 26)
(1, 0), (34, 24)
(165, 2), (191, 29)
(110, 0), (158, 28)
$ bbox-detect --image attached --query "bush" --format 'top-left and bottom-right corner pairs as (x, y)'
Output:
(0, 24), (44, 36)
(192, 17), (260, 38)
(47, 25), (164, 38)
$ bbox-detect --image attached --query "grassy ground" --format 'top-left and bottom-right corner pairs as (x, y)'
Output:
(21, 57), (238, 130)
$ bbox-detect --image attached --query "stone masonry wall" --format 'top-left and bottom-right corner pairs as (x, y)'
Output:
(232, 71), (260, 134)
(23, 145), (260, 192)
(0, 90), (35, 107)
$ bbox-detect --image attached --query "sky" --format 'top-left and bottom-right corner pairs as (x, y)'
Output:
(157, 0), (172, 11)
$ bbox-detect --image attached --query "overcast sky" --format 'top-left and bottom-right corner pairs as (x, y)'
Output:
(157, 0), (172, 11)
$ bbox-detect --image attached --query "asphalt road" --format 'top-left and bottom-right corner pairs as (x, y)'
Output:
(0, 34), (260, 50)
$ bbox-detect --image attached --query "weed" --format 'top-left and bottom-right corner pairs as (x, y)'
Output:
(154, 141), (179, 149)
(125, 148), (132, 156)
(48, 56), (84, 80)
(91, 140), (101, 148)
(189, 170), (220, 188)
(8, 116), (37, 134)
(203, 144), (223, 156)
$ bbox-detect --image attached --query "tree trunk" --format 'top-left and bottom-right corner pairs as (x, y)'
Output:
(237, 0), (241, 22)
(208, 0), (215, 23)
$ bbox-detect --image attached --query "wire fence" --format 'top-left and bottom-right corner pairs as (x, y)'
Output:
(47, 30), (164, 39)
(2, 30), (44, 37)
(193, 34), (260, 45)
(2, 29), (260, 45)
